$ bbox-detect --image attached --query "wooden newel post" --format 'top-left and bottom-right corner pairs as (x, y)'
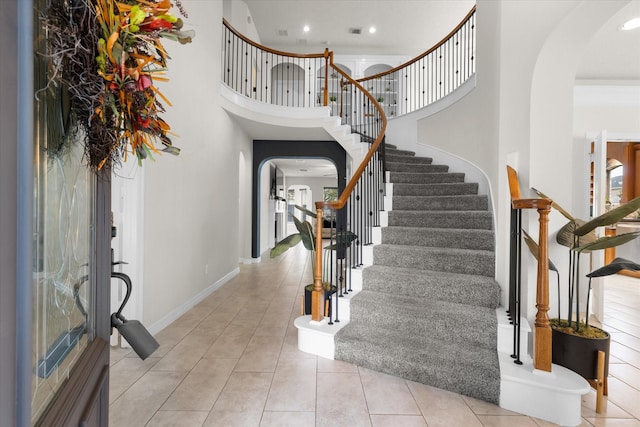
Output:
(534, 203), (552, 372)
(311, 205), (325, 321)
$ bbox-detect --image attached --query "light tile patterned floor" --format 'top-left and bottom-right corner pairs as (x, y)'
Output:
(109, 246), (640, 427)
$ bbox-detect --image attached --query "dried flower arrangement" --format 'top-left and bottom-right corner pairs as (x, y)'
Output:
(41, 0), (194, 170)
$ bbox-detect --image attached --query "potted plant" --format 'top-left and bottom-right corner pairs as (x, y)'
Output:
(376, 96), (384, 103)
(530, 191), (640, 380)
(270, 205), (356, 315)
(329, 95), (337, 103)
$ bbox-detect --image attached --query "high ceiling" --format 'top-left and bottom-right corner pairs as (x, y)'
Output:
(243, 0), (476, 57)
(241, 0), (640, 177)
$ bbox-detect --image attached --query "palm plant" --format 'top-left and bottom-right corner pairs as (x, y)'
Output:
(532, 190), (640, 335)
(270, 205), (357, 291)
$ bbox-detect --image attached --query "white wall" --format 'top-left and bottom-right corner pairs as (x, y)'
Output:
(142, 0), (253, 328)
(286, 176), (338, 208)
(414, 0), (629, 321)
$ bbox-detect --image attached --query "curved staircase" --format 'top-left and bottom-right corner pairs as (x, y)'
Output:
(333, 144), (502, 403)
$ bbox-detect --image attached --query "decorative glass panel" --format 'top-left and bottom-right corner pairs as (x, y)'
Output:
(31, 0), (96, 420)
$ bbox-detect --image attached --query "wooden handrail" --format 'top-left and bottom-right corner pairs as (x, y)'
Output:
(222, 18), (326, 59)
(506, 165), (553, 372)
(356, 6), (476, 83)
(310, 56), (388, 322)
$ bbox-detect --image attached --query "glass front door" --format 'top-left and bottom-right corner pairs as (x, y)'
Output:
(31, 1), (110, 424)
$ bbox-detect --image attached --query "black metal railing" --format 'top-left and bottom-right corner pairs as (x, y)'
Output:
(357, 6), (476, 118)
(222, 19), (328, 107)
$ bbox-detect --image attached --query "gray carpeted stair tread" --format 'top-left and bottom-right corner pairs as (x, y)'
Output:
(334, 142), (500, 405)
(388, 210), (493, 230)
(386, 162), (449, 173)
(362, 264), (500, 308)
(334, 321), (500, 404)
(393, 182), (479, 196)
(389, 172), (465, 184)
(373, 244), (495, 277)
(386, 148), (415, 157)
(348, 290), (497, 349)
(386, 154), (433, 164)
(381, 226), (494, 250)
(393, 194), (488, 211)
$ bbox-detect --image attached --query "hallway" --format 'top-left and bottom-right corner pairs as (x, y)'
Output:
(109, 244), (640, 427)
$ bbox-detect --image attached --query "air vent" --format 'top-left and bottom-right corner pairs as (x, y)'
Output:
(348, 27), (362, 35)
(276, 29), (288, 37)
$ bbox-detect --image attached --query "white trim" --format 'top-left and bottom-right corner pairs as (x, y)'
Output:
(146, 267), (240, 336)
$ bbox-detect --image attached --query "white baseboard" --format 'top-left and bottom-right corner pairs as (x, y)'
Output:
(147, 267), (240, 336)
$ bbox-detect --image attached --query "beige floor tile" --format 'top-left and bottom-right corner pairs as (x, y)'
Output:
(253, 322), (288, 337)
(462, 395), (519, 416)
(150, 335), (212, 372)
(316, 372), (371, 427)
(584, 419), (640, 427)
(607, 377), (640, 419)
(609, 342), (640, 369)
(109, 356), (160, 403)
(407, 381), (483, 427)
(245, 335), (285, 354)
(108, 370), (186, 427)
(202, 410), (262, 427)
(161, 358), (236, 411)
(259, 411), (315, 426)
(370, 414), (428, 427)
(264, 358), (317, 412)
(154, 325), (195, 347)
(359, 367), (421, 415)
(609, 363), (640, 390)
(212, 372), (273, 413)
(203, 333), (252, 359)
(234, 348), (280, 372)
(316, 357), (358, 373)
(610, 332), (640, 353)
(476, 415), (539, 427)
(145, 410), (209, 426)
(582, 389), (636, 419)
(109, 346), (132, 365)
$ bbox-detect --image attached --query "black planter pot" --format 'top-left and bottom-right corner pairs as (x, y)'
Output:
(551, 325), (610, 380)
(303, 284), (336, 316)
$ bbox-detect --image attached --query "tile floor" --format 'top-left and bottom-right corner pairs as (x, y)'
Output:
(109, 245), (640, 427)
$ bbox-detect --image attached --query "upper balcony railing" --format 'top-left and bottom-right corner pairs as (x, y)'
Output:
(356, 6), (475, 118)
(222, 5), (475, 119)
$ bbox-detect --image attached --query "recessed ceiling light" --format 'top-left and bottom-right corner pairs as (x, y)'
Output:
(620, 17), (640, 31)
(369, 26), (376, 34)
(303, 25), (310, 33)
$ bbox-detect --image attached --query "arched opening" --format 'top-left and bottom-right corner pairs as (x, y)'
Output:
(271, 62), (305, 106)
(251, 140), (347, 259)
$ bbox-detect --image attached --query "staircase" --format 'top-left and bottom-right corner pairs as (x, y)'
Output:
(333, 144), (502, 404)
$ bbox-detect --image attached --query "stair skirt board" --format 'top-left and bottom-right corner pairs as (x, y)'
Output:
(294, 143), (589, 426)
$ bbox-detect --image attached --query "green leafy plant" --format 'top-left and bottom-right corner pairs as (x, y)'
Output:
(329, 95), (337, 102)
(531, 190), (640, 336)
(270, 205), (356, 291)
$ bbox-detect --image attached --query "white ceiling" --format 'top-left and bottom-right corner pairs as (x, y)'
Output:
(243, 0), (476, 57)
(243, 0), (640, 176)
